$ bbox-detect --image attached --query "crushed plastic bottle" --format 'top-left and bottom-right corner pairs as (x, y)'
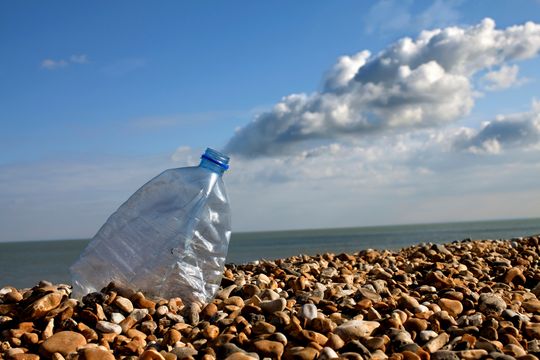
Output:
(70, 148), (231, 303)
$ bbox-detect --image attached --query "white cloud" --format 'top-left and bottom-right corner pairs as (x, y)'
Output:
(41, 59), (68, 70)
(171, 146), (197, 165)
(225, 19), (540, 157)
(41, 54), (89, 70)
(482, 64), (527, 90)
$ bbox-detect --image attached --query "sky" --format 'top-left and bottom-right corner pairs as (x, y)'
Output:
(1, 1), (540, 242)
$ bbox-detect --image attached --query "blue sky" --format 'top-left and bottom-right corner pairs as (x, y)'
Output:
(1, 1), (540, 241)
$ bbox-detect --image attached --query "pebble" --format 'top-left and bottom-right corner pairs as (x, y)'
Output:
(431, 350), (460, 360)
(24, 292), (63, 319)
(110, 312), (125, 324)
(78, 348), (116, 360)
(299, 303), (318, 321)
(424, 332), (450, 353)
(335, 320), (380, 341)
(96, 320), (122, 334)
(439, 298), (463, 317)
(479, 293), (507, 315)
(170, 347), (198, 359)
(224, 353), (259, 360)
(40, 331), (87, 356)
(114, 296), (134, 313)
(523, 300), (540, 313)
(259, 298), (286, 313)
(139, 349), (166, 360)
(319, 347), (339, 360)
(252, 340), (284, 359)
(284, 346), (319, 360)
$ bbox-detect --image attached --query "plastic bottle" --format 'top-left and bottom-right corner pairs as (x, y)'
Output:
(70, 148), (231, 303)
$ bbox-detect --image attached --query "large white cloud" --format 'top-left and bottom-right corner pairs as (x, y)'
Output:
(224, 19), (540, 157)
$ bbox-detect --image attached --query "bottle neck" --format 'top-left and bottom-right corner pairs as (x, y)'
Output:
(198, 148), (229, 176)
(199, 157), (226, 176)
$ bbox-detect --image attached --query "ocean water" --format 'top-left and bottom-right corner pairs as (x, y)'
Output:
(1, 218), (539, 289)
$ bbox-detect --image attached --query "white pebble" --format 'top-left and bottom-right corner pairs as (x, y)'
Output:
(300, 303), (318, 321)
(110, 312), (125, 324)
(96, 320), (122, 334)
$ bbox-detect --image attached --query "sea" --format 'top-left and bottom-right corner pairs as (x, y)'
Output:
(1, 218), (539, 289)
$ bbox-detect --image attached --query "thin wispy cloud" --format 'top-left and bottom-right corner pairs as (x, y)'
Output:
(41, 54), (89, 70)
(224, 19), (540, 157)
(41, 59), (68, 70)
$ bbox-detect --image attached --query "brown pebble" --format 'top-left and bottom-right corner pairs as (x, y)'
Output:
(10, 354), (40, 360)
(438, 298), (463, 317)
(162, 329), (181, 346)
(325, 333), (345, 350)
(40, 331), (87, 357)
(523, 300), (540, 313)
(200, 303), (218, 319)
(224, 353), (258, 360)
(284, 346), (319, 360)
(24, 292), (63, 319)
(139, 349), (166, 360)
(131, 292), (156, 310)
(526, 323), (540, 339)
(301, 330), (328, 345)
(402, 350), (421, 360)
(5, 290), (23, 303)
(505, 267), (526, 284)
(21, 332), (39, 345)
(79, 348), (116, 360)
(203, 325), (220, 340)
(252, 339), (285, 359)
(404, 318), (428, 332)
(114, 296), (134, 313)
(424, 332), (449, 353)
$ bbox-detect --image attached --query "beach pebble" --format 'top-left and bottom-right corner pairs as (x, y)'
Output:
(479, 293), (507, 315)
(24, 292), (63, 319)
(424, 332), (450, 353)
(317, 347), (339, 360)
(110, 312), (125, 324)
(78, 348), (115, 360)
(284, 346), (319, 360)
(114, 296), (134, 313)
(139, 349), (166, 360)
(523, 300), (540, 313)
(96, 321), (122, 334)
(40, 331), (87, 356)
(224, 353), (258, 360)
(439, 298), (463, 317)
(260, 298), (286, 313)
(170, 346), (198, 359)
(526, 323), (540, 339)
(335, 320), (380, 341)
(431, 350), (460, 360)
(252, 340), (284, 359)
(299, 303), (318, 321)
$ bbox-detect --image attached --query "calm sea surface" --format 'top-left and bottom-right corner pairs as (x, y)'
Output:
(1, 218), (539, 288)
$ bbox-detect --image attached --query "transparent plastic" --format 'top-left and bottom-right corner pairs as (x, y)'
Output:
(70, 148), (231, 303)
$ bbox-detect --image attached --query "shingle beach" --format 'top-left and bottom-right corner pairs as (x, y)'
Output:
(2, 235), (540, 360)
